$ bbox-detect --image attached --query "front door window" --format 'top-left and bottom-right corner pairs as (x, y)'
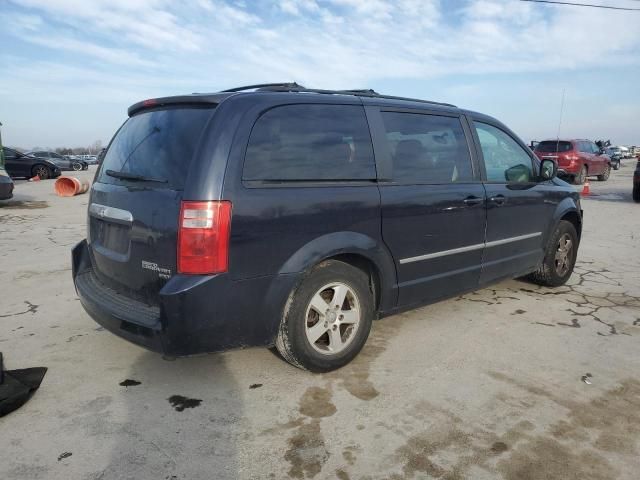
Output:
(474, 122), (534, 183)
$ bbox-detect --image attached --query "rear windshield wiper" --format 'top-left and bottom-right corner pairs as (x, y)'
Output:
(105, 169), (167, 183)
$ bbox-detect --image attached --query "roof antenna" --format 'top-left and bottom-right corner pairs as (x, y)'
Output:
(555, 88), (566, 152)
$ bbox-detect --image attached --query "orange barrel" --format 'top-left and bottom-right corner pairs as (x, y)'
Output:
(54, 177), (90, 197)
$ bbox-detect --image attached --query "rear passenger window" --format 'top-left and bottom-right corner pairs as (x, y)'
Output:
(380, 112), (473, 184)
(474, 122), (534, 183)
(243, 104), (375, 181)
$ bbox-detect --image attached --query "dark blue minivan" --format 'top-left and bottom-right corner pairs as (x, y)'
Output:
(72, 84), (582, 371)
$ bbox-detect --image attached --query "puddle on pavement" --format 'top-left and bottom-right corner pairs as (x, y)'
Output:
(284, 419), (329, 479)
(299, 386), (336, 419)
(384, 377), (640, 480)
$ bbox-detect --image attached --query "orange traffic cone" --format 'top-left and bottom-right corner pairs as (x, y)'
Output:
(581, 180), (590, 196)
(28, 175), (41, 182)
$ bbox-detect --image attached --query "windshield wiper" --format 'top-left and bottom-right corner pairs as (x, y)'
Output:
(105, 169), (167, 183)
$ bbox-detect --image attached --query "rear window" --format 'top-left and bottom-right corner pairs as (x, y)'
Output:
(243, 104), (376, 182)
(536, 141), (573, 153)
(98, 107), (214, 189)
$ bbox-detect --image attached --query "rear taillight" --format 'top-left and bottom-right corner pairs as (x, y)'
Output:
(178, 201), (232, 275)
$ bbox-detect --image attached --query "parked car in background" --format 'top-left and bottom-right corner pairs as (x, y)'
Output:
(3, 147), (62, 179)
(620, 146), (634, 159)
(27, 151), (88, 171)
(605, 147), (622, 170)
(72, 84), (583, 371)
(534, 139), (611, 184)
(633, 156), (640, 203)
(0, 127), (15, 200)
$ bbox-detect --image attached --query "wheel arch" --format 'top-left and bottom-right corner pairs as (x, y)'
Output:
(560, 210), (582, 240)
(548, 198), (582, 244)
(276, 231), (398, 313)
(325, 253), (383, 312)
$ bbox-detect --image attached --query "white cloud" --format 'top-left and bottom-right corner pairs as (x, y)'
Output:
(2, 0), (640, 146)
(6, 0), (640, 87)
(279, 0), (322, 16)
(11, 0), (206, 51)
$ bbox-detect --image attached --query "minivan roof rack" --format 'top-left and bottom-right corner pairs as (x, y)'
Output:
(222, 82), (304, 93)
(221, 83), (456, 108)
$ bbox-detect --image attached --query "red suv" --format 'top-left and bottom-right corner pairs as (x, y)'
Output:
(534, 139), (611, 185)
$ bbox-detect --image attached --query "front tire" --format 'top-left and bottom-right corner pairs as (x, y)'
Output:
(275, 260), (374, 372)
(528, 220), (578, 287)
(612, 161), (620, 171)
(597, 165), (611, 181)
(574, 166), (587, 185)
(633, 185), (640, 203)
(31, 165), (50, 180)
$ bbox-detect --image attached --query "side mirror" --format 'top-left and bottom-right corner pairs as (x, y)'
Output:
(540, 159), (557, 181)
(504, 164), (532, 182)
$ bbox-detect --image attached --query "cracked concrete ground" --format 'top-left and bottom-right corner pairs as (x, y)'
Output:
(1, 163), (639, 480)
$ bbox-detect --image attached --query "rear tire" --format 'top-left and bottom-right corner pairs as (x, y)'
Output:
(574, 166), (587, 185)
(527, 220), (578, 287)
(31, 165), (50, 180)
(612, 161), (620, 171)
(597, 165), (611, 181)
(633, 185), (640, 203)
(275, 260), (374, 372)
(72, 162), (83, 171)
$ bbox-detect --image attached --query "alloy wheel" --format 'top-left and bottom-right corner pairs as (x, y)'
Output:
(304, 282), (361, 355)
(34, 166), (49, 179)
(554, 233), (573, 277)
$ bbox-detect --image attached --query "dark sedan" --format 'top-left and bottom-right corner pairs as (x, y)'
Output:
(3, 147), (62, 179)
(26, 151), (88, 171)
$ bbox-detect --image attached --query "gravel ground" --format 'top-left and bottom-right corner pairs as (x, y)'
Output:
(1, 163), (639, 480)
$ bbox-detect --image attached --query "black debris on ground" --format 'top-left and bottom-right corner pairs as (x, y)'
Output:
(119, 379), (142, 387)
(0, 352), (48, 417)
(167, 395), (202, 412)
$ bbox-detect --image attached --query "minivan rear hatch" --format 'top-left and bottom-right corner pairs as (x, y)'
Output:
(88, 105), (216, 305)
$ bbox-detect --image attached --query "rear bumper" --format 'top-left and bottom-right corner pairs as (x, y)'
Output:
(72, 240), (299, 356)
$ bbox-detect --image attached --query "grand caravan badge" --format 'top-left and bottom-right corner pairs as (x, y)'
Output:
(141, 260), (172, 279)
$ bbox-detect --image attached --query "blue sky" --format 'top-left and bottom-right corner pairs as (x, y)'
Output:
(1, 0), (639, 149)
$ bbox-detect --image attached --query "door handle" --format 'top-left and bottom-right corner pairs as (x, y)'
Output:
(463, 196), (484, 206)
(489, 195), (506, 206)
